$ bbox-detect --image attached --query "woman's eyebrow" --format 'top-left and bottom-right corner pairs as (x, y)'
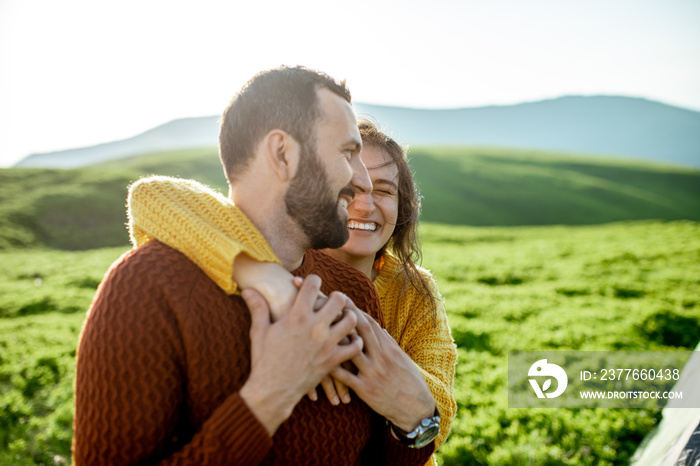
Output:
(372, 178), (398, 190)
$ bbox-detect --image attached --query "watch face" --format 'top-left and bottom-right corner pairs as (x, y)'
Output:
(413, 423), (440, 449)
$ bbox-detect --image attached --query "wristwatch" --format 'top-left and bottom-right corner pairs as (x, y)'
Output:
(388, 408), (441, 449)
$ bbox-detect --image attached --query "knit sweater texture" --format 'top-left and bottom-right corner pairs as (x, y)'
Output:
(73, 241), (434, 465)
(127, 176), (457, 464)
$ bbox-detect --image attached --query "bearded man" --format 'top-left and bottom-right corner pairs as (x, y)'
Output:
(72, 66), (436, 465)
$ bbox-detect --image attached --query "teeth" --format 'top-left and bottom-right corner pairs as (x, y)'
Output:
(339, 198), (348, 209)
(348, 221), (377, 231)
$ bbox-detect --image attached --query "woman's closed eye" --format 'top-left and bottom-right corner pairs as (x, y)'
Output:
(373, 189), (395, 196)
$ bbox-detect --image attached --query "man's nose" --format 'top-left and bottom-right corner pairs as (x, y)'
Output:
(350, 153), (372, 196)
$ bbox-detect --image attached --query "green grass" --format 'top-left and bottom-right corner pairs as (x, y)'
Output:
(1, 146), (699, 251)
(0, 247), (127, 318)
(0, 247), (127, 464)
(1, 221), (698, 464)
(421, 220), (700, 465)
(0, 313), (85, 464)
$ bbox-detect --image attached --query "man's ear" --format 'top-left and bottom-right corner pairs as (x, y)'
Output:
(262, 129), (300, 182)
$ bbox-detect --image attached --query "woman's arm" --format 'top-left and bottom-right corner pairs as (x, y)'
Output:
(393, 275), (457, 451)
(128, 176), (297, 320)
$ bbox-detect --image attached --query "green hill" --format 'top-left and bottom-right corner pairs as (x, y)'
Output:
(1, 146), (698, 250)
(0, 148), (227, 250)
(410, 146), (700, 225)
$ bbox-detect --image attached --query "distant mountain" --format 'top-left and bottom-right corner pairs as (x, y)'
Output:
(14, 96), (700, 168)
(15, 117), (220, 169)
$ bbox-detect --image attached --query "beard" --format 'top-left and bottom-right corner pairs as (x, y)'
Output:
(284, 143), (351, 250)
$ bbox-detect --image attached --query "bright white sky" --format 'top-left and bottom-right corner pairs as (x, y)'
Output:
(1, 0), (699, 167)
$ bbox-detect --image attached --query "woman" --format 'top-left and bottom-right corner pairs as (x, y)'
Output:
(128, 119), (457, 464)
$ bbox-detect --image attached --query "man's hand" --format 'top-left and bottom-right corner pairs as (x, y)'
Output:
(331, 300), (436, 432)
(232, 260), (355, 406)
(238, 275), (363, 436)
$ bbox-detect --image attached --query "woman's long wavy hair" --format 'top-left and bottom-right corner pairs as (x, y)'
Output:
(358, 119), (437, 314)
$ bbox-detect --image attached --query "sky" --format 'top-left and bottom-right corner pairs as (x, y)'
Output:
(1, 0), (699, 168)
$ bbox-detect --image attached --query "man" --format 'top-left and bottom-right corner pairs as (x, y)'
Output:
(72, 67), (436, 464)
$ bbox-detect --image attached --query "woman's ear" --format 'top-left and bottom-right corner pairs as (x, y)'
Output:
(262, 129), (300, 182)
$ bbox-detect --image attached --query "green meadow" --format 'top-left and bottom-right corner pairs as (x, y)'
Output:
(1, 146), (699, 464)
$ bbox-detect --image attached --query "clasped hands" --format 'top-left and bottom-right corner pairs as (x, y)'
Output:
(240, 273), (436, 435)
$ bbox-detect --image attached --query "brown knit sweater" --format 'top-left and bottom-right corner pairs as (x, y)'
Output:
(73, 241), (434, 465)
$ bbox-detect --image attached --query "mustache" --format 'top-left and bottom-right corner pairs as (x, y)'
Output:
(339, 185), (355, 200)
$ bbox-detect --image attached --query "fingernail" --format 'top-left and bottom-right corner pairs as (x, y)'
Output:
(342, 394), (351, 404)
(332, 396), (340, 406)
(310, 392), (318, 401)
(241, 289), (252, 300)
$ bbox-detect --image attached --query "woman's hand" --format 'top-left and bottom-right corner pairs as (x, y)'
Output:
(288, 277), (354, 406)
(331, 300), (436, 432)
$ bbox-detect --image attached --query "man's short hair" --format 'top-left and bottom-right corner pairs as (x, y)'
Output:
(219, 66), (352, 183)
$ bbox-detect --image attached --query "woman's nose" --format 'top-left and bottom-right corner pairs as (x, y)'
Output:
(351, 192), (376, 215)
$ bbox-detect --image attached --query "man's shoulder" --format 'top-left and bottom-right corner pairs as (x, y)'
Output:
(105, 240), (207, 290)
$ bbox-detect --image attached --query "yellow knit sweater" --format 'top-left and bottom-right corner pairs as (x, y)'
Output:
(127, 176), (457, 463)
(372, 254), (457, 456)
(128, 176), (280, 294)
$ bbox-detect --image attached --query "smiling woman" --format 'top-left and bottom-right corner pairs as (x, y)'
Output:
(127, 119), (457, 465)
(326, 120), (434, 310)
(331, 144), (400, 268)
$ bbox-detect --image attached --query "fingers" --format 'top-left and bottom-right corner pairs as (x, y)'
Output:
(306, 387), (318, 402)
(310, 376), (352, 406)
(334, 378), (352, 404)
(328, 332), (364, 368)
(320, 376), (340, 405)
(293, 276), (328, 311)
(313, 294), (329, 312)
(321, 376), (352, 405)
(363, 310), (389, 348)
(315, 291), (348, 326)
(242, 288), (271, 330)
(328, 307), (358, 344)
(289, 275), (323, 316)
(345, 305), (382, 356)
(330, 364), (360, 391)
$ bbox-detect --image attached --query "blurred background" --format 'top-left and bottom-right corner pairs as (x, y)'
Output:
(0, 0), (698, 464)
